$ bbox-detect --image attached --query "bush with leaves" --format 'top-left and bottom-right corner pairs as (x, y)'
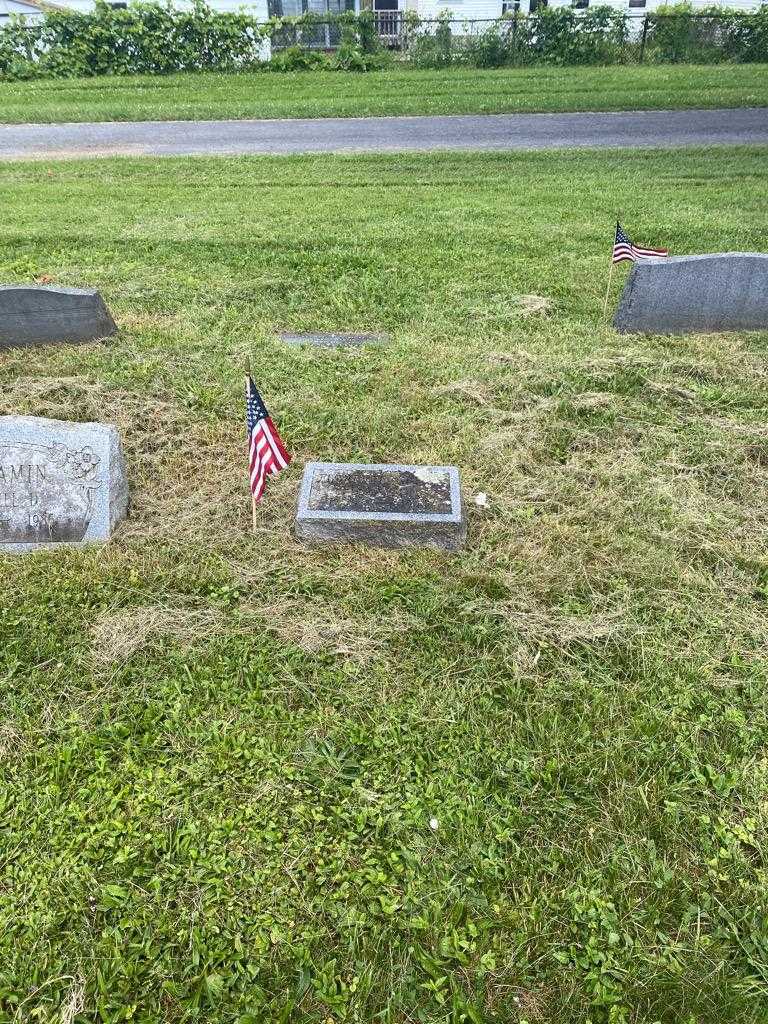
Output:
(329, 42), (391, 71)
(721, 3), (768, 61)
(464, 18), (519, 68)
(521, 6), (629, 66)
(268, 44), (327, 71)
(406, 11), (455, 69)
(1, 1), (767, 81)
(647, 3), (768, 63)
(0, 0), (268, 80)
(326, 9), (389, 69)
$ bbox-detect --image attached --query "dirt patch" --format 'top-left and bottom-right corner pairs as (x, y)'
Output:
(261, 598), (416, 665)
(434, 380), (492, 406)
(510, 294), (553, 317)
(90, 605), (227, 665)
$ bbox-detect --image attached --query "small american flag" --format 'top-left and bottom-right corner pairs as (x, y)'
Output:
(612, 222), (669, 264)
(246, 375), (291, 504)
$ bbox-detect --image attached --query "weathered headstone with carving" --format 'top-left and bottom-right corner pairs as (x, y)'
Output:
(0, 416), (128, 553)
(615, 253), (768, 335)
(0, 285), (117, 348)
(295, 462), (466, 550)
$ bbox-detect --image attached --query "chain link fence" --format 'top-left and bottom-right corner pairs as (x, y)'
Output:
(271, 10), (768, 66)
(3, 5), (767, 79)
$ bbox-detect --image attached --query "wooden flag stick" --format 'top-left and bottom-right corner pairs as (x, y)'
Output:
(602, 212), (621, 322)
(602, 260), (615, 322)
(245, 357), (257, 534)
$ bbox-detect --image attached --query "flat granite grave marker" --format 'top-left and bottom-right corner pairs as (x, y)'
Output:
(615, 253), (768, 335)
(278, 331), (390, 349)
(0, 416), (128, 553)
(295, 462), (466, 550)
(0, 285), (117, 349)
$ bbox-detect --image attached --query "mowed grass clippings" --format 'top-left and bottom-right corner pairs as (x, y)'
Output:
(1, 63), (768, 124)
(0, 148), (767, 1023)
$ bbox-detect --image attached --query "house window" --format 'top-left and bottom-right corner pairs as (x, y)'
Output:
(573, 0), (589, 8)
(629, 0), (646, 7)
(529, 0), (547, 12)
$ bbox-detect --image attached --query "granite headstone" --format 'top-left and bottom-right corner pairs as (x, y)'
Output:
(0, 285), (117, 349)
(0, 416), (128, 553)
(615, 253), (768, 335)
(295, 462), (466, 550)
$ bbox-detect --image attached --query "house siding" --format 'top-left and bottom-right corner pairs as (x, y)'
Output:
(415, 0), (502, 21)
(414, 0), (765, 16)
(49, 0), (269, 15)
(0, 0), (45, 20)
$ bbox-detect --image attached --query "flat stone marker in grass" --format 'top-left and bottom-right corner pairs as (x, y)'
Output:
(615, 253), (768, 335)
(278, 331), (390, 348)
(0, 416), (128, 553)
(0, 285), (116, 349)
(295, 462), (466, 550)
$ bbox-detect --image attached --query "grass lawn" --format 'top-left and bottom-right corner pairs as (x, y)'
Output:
(1, 63), (768, 124)
(1, 145), (768, 1022)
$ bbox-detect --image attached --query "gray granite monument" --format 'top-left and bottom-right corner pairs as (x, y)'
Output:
(295, 462), (466, 550)
(0, 416), (128, 553)
(278, 331), (390, 349)
(0, 285), (117, 348)
(615, 253), (768, 335)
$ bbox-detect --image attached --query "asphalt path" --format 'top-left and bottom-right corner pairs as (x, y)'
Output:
(1, 107), (767, 159)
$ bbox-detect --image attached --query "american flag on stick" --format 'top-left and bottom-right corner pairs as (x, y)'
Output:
(246, 374), (291, 509)
(612, 222), (669, 264)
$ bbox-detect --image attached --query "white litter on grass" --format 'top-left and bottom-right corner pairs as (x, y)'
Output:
(429, 817), (439, 831)
(474, 492), (488, 507)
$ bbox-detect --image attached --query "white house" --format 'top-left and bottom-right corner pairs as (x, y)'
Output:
(5, 0), (763, 29)
(47, 0), (269, 16)
(380, 0), (763, 18)
(271, 0), (763, 20)
(0, 0), (45, 22)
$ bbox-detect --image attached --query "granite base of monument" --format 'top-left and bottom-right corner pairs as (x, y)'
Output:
(0, 285), (117, 349)
(295, 462), (466, 550)
(278, 331), (390, 349)
(0, 416), (128, 553)
(615, 253), (768, 335)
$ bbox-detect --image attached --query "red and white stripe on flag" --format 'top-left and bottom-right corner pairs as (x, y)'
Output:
(612, 223), (668, 265)
(245, 374), (291, 505)
(249, 416), (290, 503)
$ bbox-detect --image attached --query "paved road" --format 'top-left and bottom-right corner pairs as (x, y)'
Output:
(2, 108), (767, 160)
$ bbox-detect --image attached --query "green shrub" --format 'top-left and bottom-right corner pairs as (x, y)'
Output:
(648, 3), (710, 62)
(268, 44), (327, 71)
(0, 0), (268, 80)
(464, 19), (518, 68)
(329, 41), (391, 71)
(346, 9), (381, 54)
(407, 11), (454, 68)
(721, 3), (768, 61)
(326, 9), (387, 68)
(522, 6), (628, 66)
(645, 3), (768, 63)
(1, 1), (766, 82)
